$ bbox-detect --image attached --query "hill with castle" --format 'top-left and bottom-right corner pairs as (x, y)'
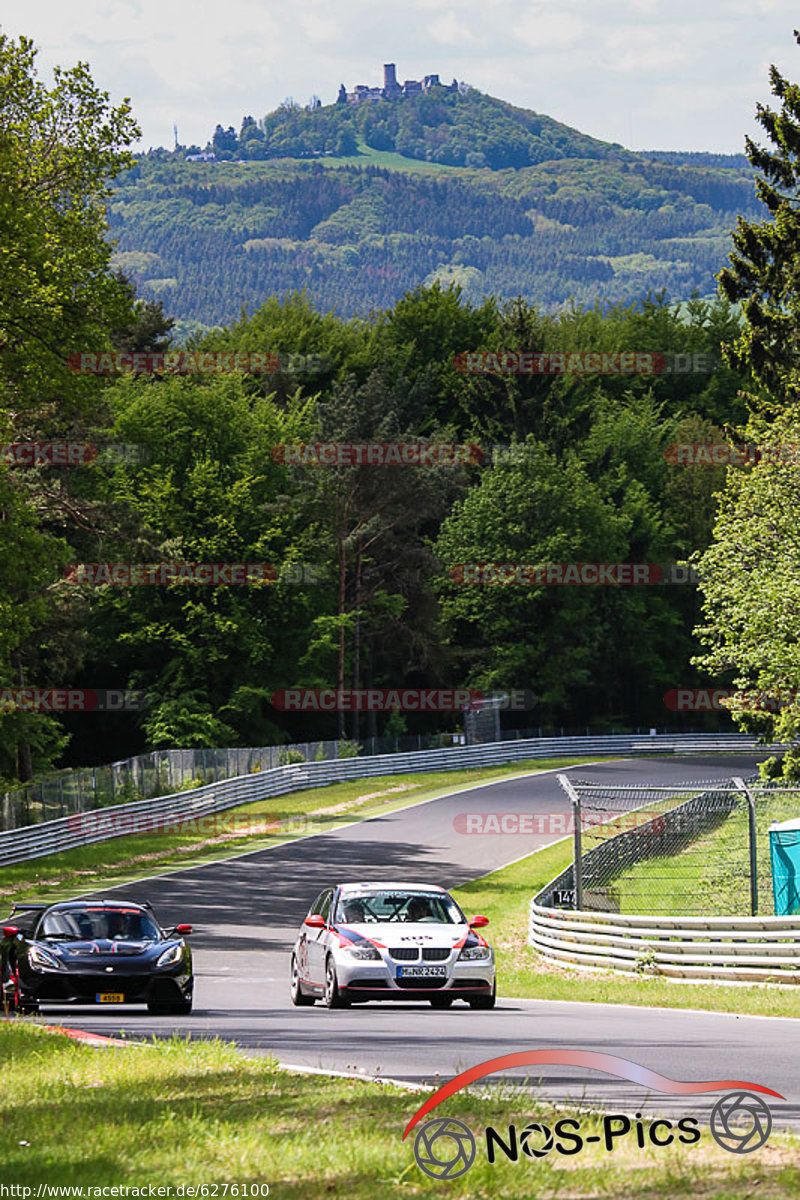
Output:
(185, 65), (632, 168)
(115, 70), (758, 326)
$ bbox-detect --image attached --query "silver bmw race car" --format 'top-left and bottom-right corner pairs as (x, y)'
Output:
(290, 881), (496, 1009)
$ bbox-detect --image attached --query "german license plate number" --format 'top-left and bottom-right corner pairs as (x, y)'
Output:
(396, 965), (446, 978)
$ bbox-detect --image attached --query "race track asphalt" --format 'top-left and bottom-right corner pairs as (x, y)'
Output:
(33, 754), (800, 1129)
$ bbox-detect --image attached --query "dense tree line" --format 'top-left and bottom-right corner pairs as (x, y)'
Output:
(108, 151), (762, 326)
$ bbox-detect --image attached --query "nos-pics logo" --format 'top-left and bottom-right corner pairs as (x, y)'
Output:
(403, 1050), (782, 1180)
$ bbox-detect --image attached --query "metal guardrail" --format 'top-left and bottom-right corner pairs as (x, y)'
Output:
(528, 902), (800, 983)
(0, 739), (350, 830)
(0, 732), (786, 868)
(1, 725), (747, 832)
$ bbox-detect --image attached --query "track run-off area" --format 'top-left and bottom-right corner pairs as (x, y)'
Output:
(35, 754), (800, 1129)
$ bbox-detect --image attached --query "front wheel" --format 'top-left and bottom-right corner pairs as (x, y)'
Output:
(1, 963), (18, 1016)
(147, 996), (193, 1016)
(291, 957), (315, 1006)
(323, 957), (349, 1009)
(468, 980), (496, 1010)
(2, 963), (35, 1016)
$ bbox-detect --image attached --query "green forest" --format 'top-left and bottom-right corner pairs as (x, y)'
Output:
(4, 30), (800, 784)
(110, 87), (761, 325)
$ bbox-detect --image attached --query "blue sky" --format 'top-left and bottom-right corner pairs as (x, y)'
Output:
(4, 0), (799, 153)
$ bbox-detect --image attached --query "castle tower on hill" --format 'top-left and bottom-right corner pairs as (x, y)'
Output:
(345, 64), (457, 104)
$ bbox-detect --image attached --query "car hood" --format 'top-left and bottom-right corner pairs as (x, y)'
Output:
(45, 939), (160, 958)
(336, 921), (470, 945)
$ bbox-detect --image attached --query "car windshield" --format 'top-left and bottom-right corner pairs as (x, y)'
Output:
(39, 907), (160, 941)
(333, 891), (465, 924)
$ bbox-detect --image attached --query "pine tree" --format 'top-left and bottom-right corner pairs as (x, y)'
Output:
(718, 29), (800, 416)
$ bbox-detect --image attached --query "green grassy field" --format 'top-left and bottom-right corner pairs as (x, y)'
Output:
(3, 1022), (798, 1196)
(288, 136), (468, 173)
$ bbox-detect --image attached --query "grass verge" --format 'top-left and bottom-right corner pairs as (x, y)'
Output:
(0, 757), (611, 911)
(450, 842), (800, 1019)
(3, 1022), (798, 1196)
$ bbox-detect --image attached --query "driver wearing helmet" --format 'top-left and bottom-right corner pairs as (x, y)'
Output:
(342, 897), (367, 924)
(406, 896), (435, 922)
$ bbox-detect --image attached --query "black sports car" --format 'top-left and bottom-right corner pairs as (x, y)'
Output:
(1, 898), (193, 1015)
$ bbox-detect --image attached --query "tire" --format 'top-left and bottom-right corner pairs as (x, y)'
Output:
(168, 998), (193, 1015)
(147, 995), (193, 1016)
(291, 956), (315, 1006)
(429, 995), (453, 1009)
(1, 963), (18, 1016)
(2, 963), (35, 1016)
(323, 956), (349, 1009)
(468, 980), (496, 1010)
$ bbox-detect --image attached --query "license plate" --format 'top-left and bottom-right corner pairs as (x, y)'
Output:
(396, 965), (447, 979)
(96, 992), (125, 1003)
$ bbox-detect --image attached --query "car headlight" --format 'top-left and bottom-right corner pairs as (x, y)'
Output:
(29, 944), (65, 972)
(156, 943), (184, 968)
(458, 945), (491, 961)
(343, 944), (381, 960)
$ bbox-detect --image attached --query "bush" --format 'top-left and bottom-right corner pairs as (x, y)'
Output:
(759, 751), (800, 781)
(759, 755), (785, 781)
(174, 776), (207, 791)
(277, 747), (306, 765)
(337, 740), (361, 759)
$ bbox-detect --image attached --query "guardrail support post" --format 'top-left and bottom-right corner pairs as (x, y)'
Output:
(733, 776), (758, 916)
(558, 774), (582, 910)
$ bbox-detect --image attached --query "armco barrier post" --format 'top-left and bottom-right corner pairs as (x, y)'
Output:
(734, 776), (758, 916)
(558, 773), (582, 910)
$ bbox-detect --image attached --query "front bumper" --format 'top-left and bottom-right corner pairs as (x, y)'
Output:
(333, 949), (495, 999)
(19, 964), (193, 1006)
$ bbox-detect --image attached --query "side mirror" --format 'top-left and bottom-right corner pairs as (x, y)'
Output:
(470, 915), (489, 928)
(2, 925), (19, 938)
(175, 924), (192, 936)
(304, 914), (326, 929)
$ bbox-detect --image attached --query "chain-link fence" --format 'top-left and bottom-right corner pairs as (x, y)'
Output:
(557, 776), (800, 917)
(0, 741), (349, 832)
